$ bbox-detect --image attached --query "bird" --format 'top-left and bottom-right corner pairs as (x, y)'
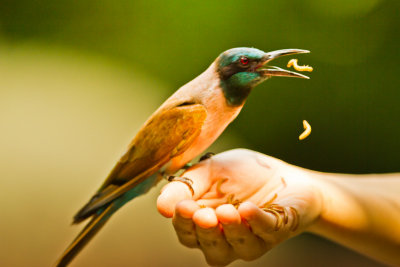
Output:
(55, 47), (310, 266)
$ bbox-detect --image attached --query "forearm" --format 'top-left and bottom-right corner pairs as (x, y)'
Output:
(308, 172), (400, 265)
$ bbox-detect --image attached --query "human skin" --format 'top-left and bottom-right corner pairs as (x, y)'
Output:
(157, 149), (400, 266)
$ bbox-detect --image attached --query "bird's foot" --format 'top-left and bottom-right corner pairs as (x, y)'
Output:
(226, 194), (242, 209)
(199, 152), (215, 162)
(168, 175), (194, 196)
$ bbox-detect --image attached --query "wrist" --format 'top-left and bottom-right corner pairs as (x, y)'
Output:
(308, 172), (354, 237)
(295, 169), (329, 233)
(302, 171), (400, 266)
(276, 164), (326, 233)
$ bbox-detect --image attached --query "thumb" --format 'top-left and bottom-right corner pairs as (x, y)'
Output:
(157, 160), (213, 218)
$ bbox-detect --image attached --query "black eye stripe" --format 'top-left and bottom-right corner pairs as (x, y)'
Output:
(218, 56), (258, 80)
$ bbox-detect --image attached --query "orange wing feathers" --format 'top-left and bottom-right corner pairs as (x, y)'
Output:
(74, 104), (207, 220)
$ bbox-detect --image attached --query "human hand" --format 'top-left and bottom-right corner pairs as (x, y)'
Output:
(157, 149), (323, 266)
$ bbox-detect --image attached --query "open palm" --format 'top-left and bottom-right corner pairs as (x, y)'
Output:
(157, 149), (323, 266)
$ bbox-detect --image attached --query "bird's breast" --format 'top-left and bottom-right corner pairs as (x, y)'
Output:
(165, 84), (243, 173)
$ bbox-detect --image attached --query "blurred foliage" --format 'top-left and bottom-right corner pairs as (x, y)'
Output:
(1, 0), (399, 173)
(0, 0), (398, 266)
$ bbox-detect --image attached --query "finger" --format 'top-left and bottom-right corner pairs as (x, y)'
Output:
(158, 182), (193, 218)
(172, 200), (200, 248)
(157, 161), (213, 218)
(216, 204), (267, 260)
(196, 198), (228, 209)
(238, 202), (279, 245)
(193, 208), (235, 266)
(182, 160), (214, 198)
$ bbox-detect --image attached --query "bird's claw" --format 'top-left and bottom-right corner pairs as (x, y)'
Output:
(168, 176), (194, 196)
(199, 152), (215, 162)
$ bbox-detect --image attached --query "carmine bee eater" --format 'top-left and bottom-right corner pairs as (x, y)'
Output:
(56, 47), (310, 266)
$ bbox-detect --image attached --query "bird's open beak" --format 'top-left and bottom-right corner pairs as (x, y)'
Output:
(257, 49), (310, 79)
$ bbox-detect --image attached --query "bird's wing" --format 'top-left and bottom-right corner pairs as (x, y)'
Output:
(74, 103), (207, 221)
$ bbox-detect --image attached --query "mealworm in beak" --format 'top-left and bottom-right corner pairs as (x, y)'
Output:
(299, 120), (311, 140)
(287, 59), (313, 72)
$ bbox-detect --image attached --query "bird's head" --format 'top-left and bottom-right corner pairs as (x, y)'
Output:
(216, 47), (310, 106)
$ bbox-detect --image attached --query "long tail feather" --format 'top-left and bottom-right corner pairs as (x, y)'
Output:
(56, 174), (159, 266)
(73, 184), (119, 224)
(54, 203), (115, 267)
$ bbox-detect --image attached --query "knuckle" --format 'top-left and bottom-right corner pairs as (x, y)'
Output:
(199, 239), (218, 248)
(176, 228), (196, 239)
(226, 237), (246, 245)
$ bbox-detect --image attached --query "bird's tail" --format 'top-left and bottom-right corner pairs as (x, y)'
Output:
(54, 203), (116, 267)
(55, 174), (159, 266)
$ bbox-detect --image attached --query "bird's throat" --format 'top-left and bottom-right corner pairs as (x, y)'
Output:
(220, 80), (251, 107)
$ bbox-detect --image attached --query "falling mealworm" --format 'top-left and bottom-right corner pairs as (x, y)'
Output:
(299, 120), (311, 140)
(287, 59), (313, 72)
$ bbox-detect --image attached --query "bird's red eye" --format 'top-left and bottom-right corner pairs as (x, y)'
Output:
(240, 56), (249, 66)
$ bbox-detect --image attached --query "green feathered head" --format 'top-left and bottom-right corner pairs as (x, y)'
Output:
(216, 47), (310, 106)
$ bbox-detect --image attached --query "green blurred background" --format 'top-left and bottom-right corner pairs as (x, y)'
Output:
(0, 0), (398, 266)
